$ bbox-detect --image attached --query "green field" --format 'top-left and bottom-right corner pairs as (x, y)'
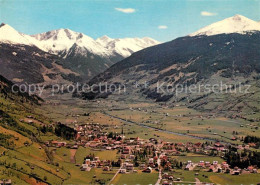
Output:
(75, 147), (119, 163)
(210, 173), (260, 185)
(111, 171), (158, 185)
(40, 93), (260, 145)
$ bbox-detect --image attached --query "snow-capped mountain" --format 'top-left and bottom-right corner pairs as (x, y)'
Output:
(0, 23), (160, 81)
(0, 23), (43, 49)
(32, 29), (110, 57)
(96, 36), (160, 58)
(190, 14), (260, 36)
(32, 29), (159, 58)
(0, 23), (159, 59)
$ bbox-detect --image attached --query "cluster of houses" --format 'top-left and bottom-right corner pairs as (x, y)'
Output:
(0, 179), (12, 185)
(183, 160), (257, 174)
(160, 160), (258, 185)
(43, 123), (259, 179)
(81, 157), (112, 172)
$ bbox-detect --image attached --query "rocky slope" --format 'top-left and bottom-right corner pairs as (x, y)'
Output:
(0, 43), (80, 84)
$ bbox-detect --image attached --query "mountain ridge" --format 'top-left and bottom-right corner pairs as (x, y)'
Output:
(0, 23), (160, 81)
(0, 23), (160, 58)
(85, 31), (260, 110)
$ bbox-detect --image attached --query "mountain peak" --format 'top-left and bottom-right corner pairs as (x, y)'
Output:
(33, 28), (83, 41)
(232, 14), (245, 20)
(142, 37), (160, 44)
(0, 23), (35, 45)
(96, 35), (114, 45)
(0, 23), (6, 28)
(0, 23), (16, 32)
(32, 28), (102, 54)
(189, 14), (260, 36)
(100, 35), (112, 40)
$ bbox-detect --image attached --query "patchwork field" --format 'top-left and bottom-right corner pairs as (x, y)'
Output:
(41, 94), (259, 145)
(209, 173), (260, 185)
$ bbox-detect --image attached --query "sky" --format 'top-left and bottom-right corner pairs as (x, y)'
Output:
(0, 0), (260, 42)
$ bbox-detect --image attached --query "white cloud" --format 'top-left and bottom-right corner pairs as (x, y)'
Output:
(201, 11), (217, 16)
(115, 8), (136, 13)
(158, 25), (168, 29)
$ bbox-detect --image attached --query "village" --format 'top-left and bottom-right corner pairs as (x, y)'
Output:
(44, 123), (259, 185)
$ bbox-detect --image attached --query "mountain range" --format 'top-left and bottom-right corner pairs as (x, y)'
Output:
(84, 15), (260, 113)
(0, 23), (159, 83)
(1, 14), (260, 90)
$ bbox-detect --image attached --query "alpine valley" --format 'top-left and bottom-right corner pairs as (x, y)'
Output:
(0, 13), (260, 185)
(86, 15), (260, 114)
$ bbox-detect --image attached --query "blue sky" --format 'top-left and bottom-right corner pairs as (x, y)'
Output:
(0, 0), (260, 42)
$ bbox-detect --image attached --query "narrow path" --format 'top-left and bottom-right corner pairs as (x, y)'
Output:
(195, 178), (202, 185)
(155, 153), (162, 185)
(70, 149), (77, 163)
(108, 165), (122, 185)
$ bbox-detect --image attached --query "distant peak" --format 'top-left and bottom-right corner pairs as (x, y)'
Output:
(189, 14), (260, 36)
(142, 37), (152, 40)
(0, 23), (14, 30)
(98, 35), (113, 41)
(229, 14), (251, 21)
(0, 23), (6, 28)
(0, 23), (21, 34)
(232, 14), (244, 19)
(142, 37), (156, 41)
(102, 35), (111, 39)
(142, 37), (160, 44)
(0, 23), (41, 47)
(58, 28), (74, 32)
